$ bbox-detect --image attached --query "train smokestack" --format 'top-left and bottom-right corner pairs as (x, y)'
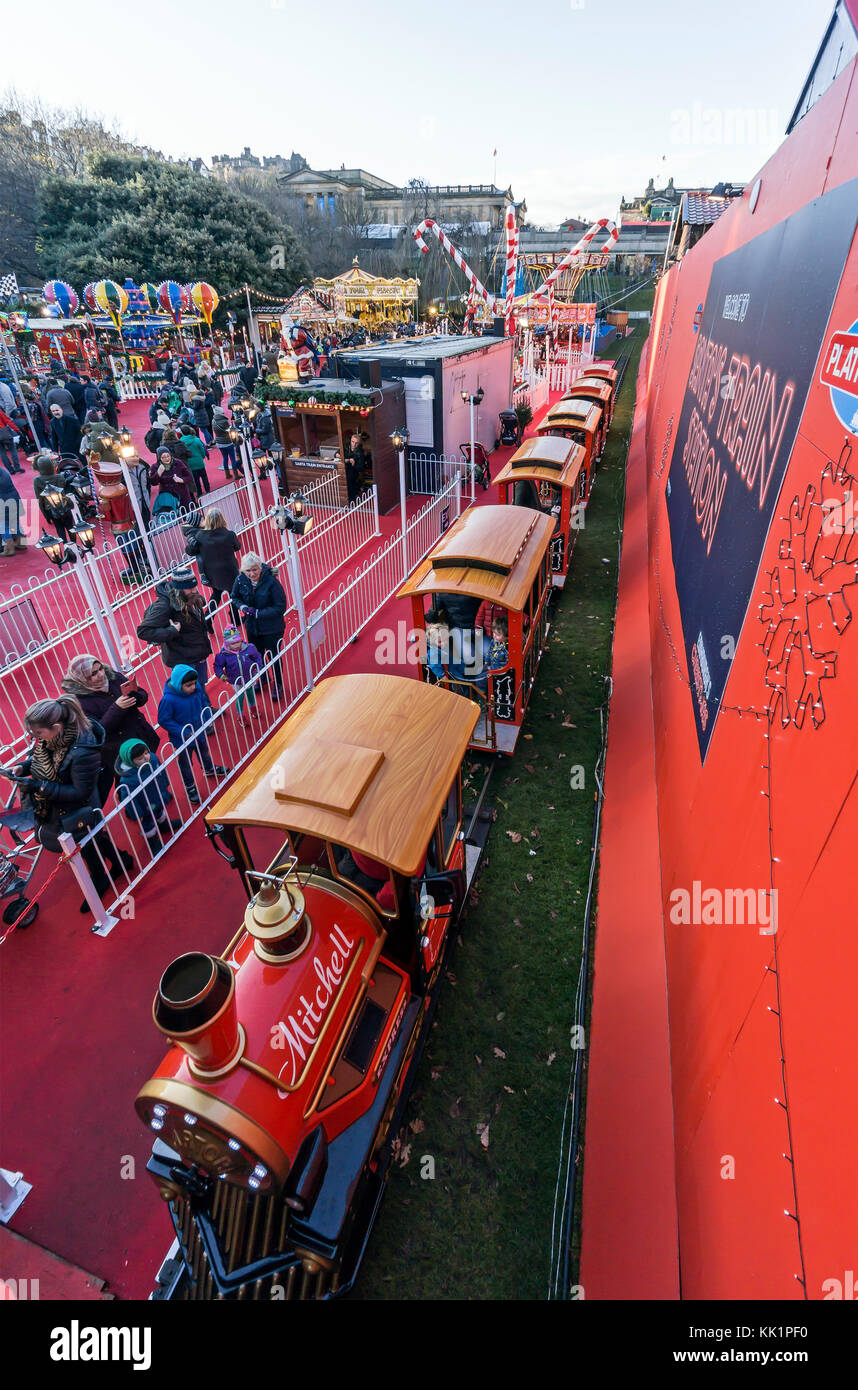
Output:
(153, 953), (244, 1079)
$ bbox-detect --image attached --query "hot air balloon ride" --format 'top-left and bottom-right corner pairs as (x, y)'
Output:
(82, 282), (98, 313)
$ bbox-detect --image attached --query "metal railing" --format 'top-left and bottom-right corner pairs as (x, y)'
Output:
(407, 452), (468, 495)
(70, 474), (464, 931)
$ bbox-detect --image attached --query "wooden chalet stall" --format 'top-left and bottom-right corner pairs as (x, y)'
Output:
(398, 504), (555, 755)
(494, 435), (589, 588)
(273, 379), (406, 512)
(538, 397), (603, 476)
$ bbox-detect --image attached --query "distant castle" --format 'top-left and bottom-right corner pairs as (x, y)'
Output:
(210, 148), (308, 179)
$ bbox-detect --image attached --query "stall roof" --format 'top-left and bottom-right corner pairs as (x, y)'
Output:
(337, 335), (506, 363)
(205, 674), (478, 876)
(398, 504), (555, 612)
(494, 436), (586, 489)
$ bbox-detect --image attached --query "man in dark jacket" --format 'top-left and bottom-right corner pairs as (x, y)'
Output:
(238, 360), (258, 394)
(137, 567), (213, 684)
(65, 373), (87, 424)
(230, 554), (288, 700)
(45, 379), (76, 417)
(49, 403), (82, 457)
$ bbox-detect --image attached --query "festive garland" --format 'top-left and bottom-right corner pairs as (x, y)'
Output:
(255, 380), (374, 410)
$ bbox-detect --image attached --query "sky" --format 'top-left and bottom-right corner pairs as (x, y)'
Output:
(5, 0), (833, 226)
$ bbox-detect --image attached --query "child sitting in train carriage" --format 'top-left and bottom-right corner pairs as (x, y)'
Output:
(487, 614), (509, 671)
(424, 605), (452, 683)
(214, 626), (263, 728)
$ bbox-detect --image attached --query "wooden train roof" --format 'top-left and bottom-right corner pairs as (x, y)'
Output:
(205, 674), (478, 876)
(562, 378), (612, 404)
(494, 436), (586, 489)
(579, 363), (618, 385)
(539, 399), (602, 434)
(397, 504), (555, 612)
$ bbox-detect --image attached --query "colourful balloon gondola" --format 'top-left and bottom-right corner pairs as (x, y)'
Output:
(157, 280), (184, 325)
(42, 280), (79, 318)
(93, 279), (129, 331)
(191, 281), (219, 326)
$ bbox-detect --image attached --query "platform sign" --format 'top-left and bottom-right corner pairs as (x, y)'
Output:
(665, 177), (858, 759)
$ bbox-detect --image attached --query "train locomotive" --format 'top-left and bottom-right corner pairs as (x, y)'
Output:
(136, 673), (489, 1300)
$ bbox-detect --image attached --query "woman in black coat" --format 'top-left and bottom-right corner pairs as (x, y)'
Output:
(12, 695), (132, 907)
(185, 507), (241, 609)
(230, 553), (288, 700)
(61, 654), (160, 805)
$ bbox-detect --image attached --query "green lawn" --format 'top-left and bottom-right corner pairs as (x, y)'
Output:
(354, 316), (651, 1300)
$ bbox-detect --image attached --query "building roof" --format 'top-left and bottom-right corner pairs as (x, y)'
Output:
(398, 504), (555, 613)
(205, 674), (478, 876)
(336, 335), (507, 363)
(679, 193), (730, 225)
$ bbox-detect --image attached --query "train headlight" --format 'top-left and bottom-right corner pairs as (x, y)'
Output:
(153, 1104), (166, 1118)
(183, 1113), (197, 1126)
(228, 1139), (241, 1152)
(253, 1164), (267, 1179)
(151, 1118), (164, 1131)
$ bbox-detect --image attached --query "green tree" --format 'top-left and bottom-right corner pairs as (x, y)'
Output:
(38, 153), (309, 301)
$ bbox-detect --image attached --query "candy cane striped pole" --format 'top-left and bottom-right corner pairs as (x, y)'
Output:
(413, 218), (502, 315)
(503, 206), (518, 335)
(520, 218), (618, 308)
(463, 284), (477, 334)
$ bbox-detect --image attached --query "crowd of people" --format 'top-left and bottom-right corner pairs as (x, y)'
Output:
(2, 523), (289, 912)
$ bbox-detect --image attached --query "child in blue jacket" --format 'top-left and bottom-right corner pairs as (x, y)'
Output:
(157, 664), (229, 804)
(213, 626), (263, 727)
(115, 738), (182, 851)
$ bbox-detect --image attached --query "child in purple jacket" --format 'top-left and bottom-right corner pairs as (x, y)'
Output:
(214, 626), (263, 726)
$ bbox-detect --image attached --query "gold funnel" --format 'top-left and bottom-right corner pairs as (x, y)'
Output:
(244, 865), (310, 964)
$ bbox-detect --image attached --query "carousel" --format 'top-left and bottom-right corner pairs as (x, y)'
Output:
(312, 261), (418, 330)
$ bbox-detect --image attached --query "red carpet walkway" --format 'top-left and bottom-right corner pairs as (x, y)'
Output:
(578, 346), (679, 1296)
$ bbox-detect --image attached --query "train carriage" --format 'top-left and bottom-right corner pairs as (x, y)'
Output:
(537, 398), (603, 474)
(563, 375), (615, 434)
(494, 435), (589, 589)
(397, 504), (555, 756)
(136, 673), (489, 1301)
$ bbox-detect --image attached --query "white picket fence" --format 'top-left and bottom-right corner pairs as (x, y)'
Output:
(72, 475), (464, 931)
(116, 378), (165, 401)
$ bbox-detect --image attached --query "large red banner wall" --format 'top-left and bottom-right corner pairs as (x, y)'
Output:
(643, 63), (858, 1299)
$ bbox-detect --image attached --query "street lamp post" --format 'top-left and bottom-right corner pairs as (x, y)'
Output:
(391, 427), (410, 579)
(38, 526), (123, 667)
(460, 386), (485, 503)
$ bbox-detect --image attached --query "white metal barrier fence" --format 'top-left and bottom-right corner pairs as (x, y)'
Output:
(0, 469), (362, 768)
(407, 452), (469, 495)
(69, 474), (464, 931)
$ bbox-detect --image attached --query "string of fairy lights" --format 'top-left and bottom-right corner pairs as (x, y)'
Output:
(649, 430), (858, 1298)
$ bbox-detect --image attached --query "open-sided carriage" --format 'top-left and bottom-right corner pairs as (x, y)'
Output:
(538, 398), (604, 475)
(136, 673), (491, 1301)
(494, 435), (589, 588)
(397, 504), (555, 756)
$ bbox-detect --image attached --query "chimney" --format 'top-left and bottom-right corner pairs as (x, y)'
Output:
(153, 953), (243, 1079)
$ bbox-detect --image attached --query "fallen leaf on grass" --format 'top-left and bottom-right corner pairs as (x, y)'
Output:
(523, 734), (533, 740)
(398, 1143), (412, 1167)
(430, 1067), (443, 1081)
(475, 1055), (482, 1065)
(506, 830), (522, 843)
(449, 1097), (463, 1118)
(547, 1052), (557, 1066)
(525, 873), (533, 883)
(554, 687), (563, 695)
(524, 763), (535, 774)
(493, 1046), (506, 1059)
(503, 1085), (516, 1094)
(496, 1011), (505, 1021)
(476, 1123), (490, 1150)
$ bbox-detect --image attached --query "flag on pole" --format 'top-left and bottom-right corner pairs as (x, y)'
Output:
(0, 272), (20, 302)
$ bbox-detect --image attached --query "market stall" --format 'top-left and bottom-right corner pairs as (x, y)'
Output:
(312, 263), (418, 330)
(267, 377), (406, 512)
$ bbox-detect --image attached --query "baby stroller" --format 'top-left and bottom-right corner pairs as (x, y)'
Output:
(0, 800), (41, 929)
(497, 410), (522, 448)
(459, 441), (491, 490)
